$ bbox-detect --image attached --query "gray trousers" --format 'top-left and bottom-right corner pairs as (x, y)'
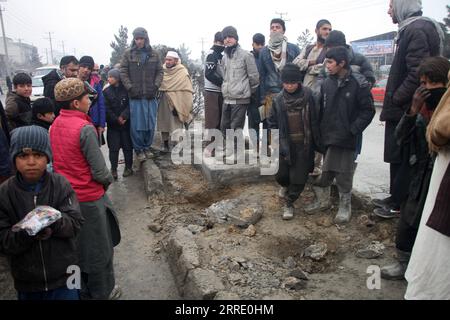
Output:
(220, 104), (248, 134)
(314, 171), (354, 194)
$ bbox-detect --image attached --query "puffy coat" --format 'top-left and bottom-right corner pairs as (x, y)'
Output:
(104, 84), (130, 131)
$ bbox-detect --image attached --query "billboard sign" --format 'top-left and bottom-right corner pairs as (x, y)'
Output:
(351, 40), (394, 56)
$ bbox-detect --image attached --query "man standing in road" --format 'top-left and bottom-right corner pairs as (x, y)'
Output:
(120, 27), (164, 162)
(375, 0), (444, 219)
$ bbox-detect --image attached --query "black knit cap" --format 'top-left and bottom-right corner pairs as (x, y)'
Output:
(281, 63), (303, 83)
(32, 98), (54, 118)
(325, 30), (347, 48)
(253, 33), (266, 45)
(79, 56), (95, 70)
(222, 26), (239, 41)
(10, 125), (52, 163)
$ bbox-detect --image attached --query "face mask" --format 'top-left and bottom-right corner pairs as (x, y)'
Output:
(426, 87), (447, 111)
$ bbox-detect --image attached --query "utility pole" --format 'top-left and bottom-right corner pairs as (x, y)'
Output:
(0, 1), (10, 76)
(199, 37), (206, 65)
(60, 40), (65, 56)
(44, 32), (54, 64)
(45, 48), (48, 65)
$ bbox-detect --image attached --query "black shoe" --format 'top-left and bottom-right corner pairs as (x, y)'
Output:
(372, 196), (394, 208)
(373, 207), (400, 219)
(111, 170), (118, 181)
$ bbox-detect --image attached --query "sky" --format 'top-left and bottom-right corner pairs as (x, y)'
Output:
(2, 0), (448, 66)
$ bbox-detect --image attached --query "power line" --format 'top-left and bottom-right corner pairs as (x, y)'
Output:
(43, 32), (54, 64)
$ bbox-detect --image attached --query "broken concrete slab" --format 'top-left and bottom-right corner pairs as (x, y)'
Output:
(204, 199), (264, 228)
(142, 159), (164, 198)
(304, 243), (328, 261)
(228, 206), (263, 228)
(356, 241), (385, 259)
(184, 268), (225, 300)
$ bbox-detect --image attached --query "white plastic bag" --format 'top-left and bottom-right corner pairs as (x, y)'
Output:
(12, 206), (62, 236)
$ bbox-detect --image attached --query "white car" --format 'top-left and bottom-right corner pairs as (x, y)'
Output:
(33, 65), (58, 77)
(31, 76), (45, 102)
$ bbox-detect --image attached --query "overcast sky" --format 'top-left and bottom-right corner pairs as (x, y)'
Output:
(3, 0), (448, 66)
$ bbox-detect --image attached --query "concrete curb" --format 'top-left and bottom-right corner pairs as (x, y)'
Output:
(164, 227), (225, 300)
(141, 159), (164, 199)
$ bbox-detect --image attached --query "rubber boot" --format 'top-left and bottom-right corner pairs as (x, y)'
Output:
(304, 186), (331, 214)
(381, 249), (411, 280)
(334, 192), (352, 224)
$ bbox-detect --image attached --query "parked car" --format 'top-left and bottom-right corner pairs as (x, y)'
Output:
(33, 65), (58, 77)
(371, 78), (387, 105)
(30, 76), (45, 102)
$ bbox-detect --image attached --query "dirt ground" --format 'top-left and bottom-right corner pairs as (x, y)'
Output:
(149, 154), (407, 300)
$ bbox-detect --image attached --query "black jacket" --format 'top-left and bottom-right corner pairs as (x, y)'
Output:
(104, 84), (130, 131)
(0, 173), (84, 293)
(381, 17), (441, 122)
(5, 92), (32, 131)
(205, 46), (224, 89)
(349, 48), (376, 86)
(120, 47), (164, 100)
(268, 86), (322, 163)
(320, 71), (375, 150)
(0, 102), (11, 178)
(42, 70), (63, 116)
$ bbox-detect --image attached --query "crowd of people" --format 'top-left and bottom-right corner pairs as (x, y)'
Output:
(0, 0), (449, 300)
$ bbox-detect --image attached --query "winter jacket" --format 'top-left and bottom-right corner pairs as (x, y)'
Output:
(88, 75), (106, 128)
(220, 45), (260, 105)
(259, 43), (300, 102)
(5, 92), (32, 131)
(50, 110), (113, 203)
(204, 46), (224, 93)
(348, 48), (376, 86)
(120, 39), (164, 100)
(320, 71), (375, 150)
(0, 102), (11, 179)
(0, 172), (83, 293)
(268, 86), (322, 165)
(104, 84), (130, 131)
(395, 112), (434, 227)
(381, 17), (441, 122)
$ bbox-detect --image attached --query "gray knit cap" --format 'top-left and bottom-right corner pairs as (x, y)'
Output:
(108, 69), (121, 81)
(133, 27), (148, 39)
(10, 126), (52, 163)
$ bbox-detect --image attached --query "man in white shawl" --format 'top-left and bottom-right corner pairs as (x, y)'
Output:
(157, 51), (194, 153)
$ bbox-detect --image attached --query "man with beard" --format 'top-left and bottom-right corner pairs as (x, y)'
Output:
(293, 19), (332, 90)
(375, 0), (444, 219)
(120, 28), (164, 162)
(157, 51), (194, 153)
(43, 56), (79, 117)
(381, 57), (450, 280)
(220, 26), (259, 160)
(293, 19), (332, 177)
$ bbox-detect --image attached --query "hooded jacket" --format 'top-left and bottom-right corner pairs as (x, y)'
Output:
(42, 70), (64, 117)
(5, 92), (32, 131)
(0, 172), (83, 293)
(120, 31), (164, 100)
(381, 0), (442, 122)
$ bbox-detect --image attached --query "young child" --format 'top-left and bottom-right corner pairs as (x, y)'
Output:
(0, 125), (83, 300)
(32, 97), (55, 131)
(268, 63), (321, 220)
(49, 78), (119, 300)
(306, 46), (375, 224)
(380, 57), (450, 280)
(103, 69), (133, 180)
(5, 73), (33, 131)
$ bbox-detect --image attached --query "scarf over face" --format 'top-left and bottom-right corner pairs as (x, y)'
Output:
(268, 32), (288, 73)
(160, 62), (194, 124)
(282, 87), (312, 148)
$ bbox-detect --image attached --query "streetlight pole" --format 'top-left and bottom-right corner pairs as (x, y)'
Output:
(0, 0), (10, 77)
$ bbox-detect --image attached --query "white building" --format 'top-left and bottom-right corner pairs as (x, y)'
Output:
(0, 37), (36, 66)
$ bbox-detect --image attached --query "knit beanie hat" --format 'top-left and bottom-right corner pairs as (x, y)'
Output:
(325, 30), (347, 48)
(108, 69), (121, 81)
(222, 26), (239, 41)
(79, 56), (95, 70)
(281, 63), (303, 83)
(54, 78), (87, 102)
(32, 98), (55, 118)
(10, 125), (52, 163)
(133, 27), (148, 39)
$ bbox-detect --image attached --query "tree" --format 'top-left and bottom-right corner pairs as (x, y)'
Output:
(30, 47), (42, 69)
(297, 29), (314, 52)
(110, 26), (129, 66)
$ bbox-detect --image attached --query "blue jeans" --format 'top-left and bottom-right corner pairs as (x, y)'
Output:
(18, 287), (80, 300)
(129, 98), (159, 154)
